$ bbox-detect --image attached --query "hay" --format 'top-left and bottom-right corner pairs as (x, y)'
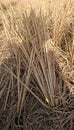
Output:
(0, 0), (74, 130)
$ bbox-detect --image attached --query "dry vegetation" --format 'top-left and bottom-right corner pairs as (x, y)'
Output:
(0, 0), (74, 130)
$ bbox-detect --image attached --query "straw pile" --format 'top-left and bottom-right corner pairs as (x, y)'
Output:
(0, 0), (74, 130)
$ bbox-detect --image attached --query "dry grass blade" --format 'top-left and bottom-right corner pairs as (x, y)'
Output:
(3, 64), (48, 109)
(17, 49), (35, 114)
